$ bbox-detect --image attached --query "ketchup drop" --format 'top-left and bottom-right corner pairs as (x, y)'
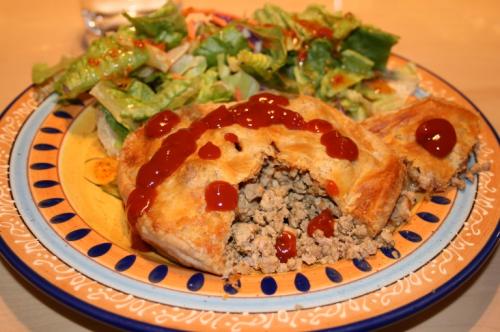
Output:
(198, 142), (221, 160)
(144, 110), (180, 138)
(275, 231), (297, 263)
(306, 119), (333, 134)
(307, 209), (335, 237)
(320, 130), (359, 161)
(224, 133), (239, 144)
(325, 180), (339, 197)
(415, 118), (457, 158)
(205, 181), (238, 211)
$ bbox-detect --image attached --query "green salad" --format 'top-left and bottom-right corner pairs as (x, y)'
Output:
(33, 2), (418, 154)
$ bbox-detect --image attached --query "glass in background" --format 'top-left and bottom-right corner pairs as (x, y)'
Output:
(81, 0), (165, 43)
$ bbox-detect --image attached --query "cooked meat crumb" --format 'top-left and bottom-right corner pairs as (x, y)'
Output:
(224, 159), (394, 276)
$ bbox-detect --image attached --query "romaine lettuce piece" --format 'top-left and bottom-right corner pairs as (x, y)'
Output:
(237, 24), (287, 83)
(196, 69), (233, 103)
(55, 36), (148, 98)
(32, 56), (75, 85)
(342, 25), (399, 70)
(298, 5), (360, 40)
(302, 38), (337, 84)
(90, 81), (155, 127)
(145, 42), (189, 72)
(99, 105), (129, 143)
(340, 49), (374, 76)
(253, 4), (311, 42)
(222, 70), (260, 100)
(194, 25), (249, 66)
(124, 2), (187, 47)
(127, 79), (156, 101)
(319, 68), (365, 99)
(90, 78), (199, 123)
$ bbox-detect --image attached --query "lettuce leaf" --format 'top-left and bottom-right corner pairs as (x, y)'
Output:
(32, 56), (75, 85)
(253, 4), (311, 41)
(340, 49), (374, 76)
(341, 25), (399, 70)
(90, 78), (199, 124)
(298, 5), (360, 40)
(319, 68), (365, 99)
(99, 105), (129, 143)
(222, 70), (260, 100)
(123, 2), (187, 47)
(194, 25), (249, 67)
(237, 24), (287, 83)
(55, 36), (148, 99)
(196, 69), (233, 103)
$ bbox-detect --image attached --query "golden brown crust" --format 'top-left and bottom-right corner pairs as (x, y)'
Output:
(363, 97), (480, 191)
(118, 95), (405, 275)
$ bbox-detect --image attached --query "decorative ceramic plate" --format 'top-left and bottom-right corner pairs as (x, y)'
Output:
(0, 55), (498, 331)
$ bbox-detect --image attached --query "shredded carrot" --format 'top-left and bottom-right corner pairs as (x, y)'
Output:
(210, 15), (228, 27)
(187, 20), (198, 40)
(182, 7), (241, 20)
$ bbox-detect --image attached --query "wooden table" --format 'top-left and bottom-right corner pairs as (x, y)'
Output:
(0, 0), (498, 330)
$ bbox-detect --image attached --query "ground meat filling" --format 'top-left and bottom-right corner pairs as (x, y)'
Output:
(223, 159), (393, 276)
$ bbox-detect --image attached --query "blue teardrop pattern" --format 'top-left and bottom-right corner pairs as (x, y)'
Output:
(53, 110), (73, 119)
(294, 273), (310, 292)
(223, 279), (241, 295)
(38, 198), (63, 208)
(30, 162), (55, 170)
(50, 212), (75, 224)
(148, 265), (168, 283)
(115, 255), (137, 272)
(325, 267), (343, 283)
(34, 180), (59, 188)
(40, 127), (62, 134)
(261, 276), (278, 295)
(87, 243), (112, 257)
(430, 195), (451, 205)
(33, 143), (57, 151)
(353, 258), (372, 272)
(417, 212), (440, 223)
(380, 246), (401, 259)
(399, 230), (423, 242)
(187, 272), (205, 292)
(65, 228), (91, 241)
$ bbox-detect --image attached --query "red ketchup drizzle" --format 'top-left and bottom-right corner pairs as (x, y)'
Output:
(415, 118), (457, 158)
(320, 130), (359, 161)
(205, 181), (238, 211)
(306, 119), (333, 134)
(295, 19), (333, 39)
(275, 231), (297, 263)
(144, 110), (180, 138)
(198, 142), (221, 160)
(224, 133), (239, 144)
(307, 209), (335, 237)
(325, 180), (339, 197)
(125, 93), (359, 241)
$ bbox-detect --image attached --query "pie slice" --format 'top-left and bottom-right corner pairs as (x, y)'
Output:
(363, 97), (480, 192)
(118, 93), (405, 275)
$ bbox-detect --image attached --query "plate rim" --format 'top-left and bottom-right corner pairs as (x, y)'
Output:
(0, 55), (499, 331)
